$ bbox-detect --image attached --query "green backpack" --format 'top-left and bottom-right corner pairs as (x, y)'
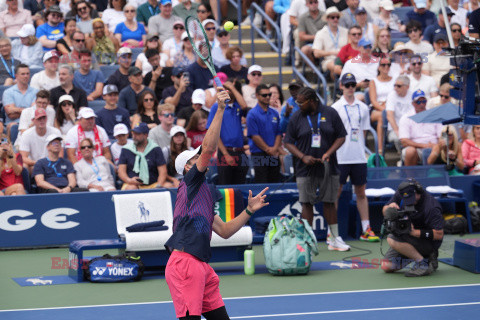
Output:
(263, 215), (319, 275)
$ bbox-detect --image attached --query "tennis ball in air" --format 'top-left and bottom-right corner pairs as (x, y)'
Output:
(224, 21), (234, 32)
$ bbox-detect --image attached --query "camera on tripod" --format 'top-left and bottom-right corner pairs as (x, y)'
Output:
(383, 207), (416, 236)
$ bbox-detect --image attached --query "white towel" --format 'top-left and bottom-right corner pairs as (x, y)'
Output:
(365, 187), (396, 197)
(426, 186), (460, 194)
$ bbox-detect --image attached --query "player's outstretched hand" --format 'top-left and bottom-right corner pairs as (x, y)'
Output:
(247, 187), (270, 214)
(216, 89), (230, 109)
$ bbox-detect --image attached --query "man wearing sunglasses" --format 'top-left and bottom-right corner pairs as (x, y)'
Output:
(95, 85), (131, 141)
(408, 54), (438, 99)
(404, 20), (433, 55)
(399, 89), (442, 166)
(36, 5), (65, 51)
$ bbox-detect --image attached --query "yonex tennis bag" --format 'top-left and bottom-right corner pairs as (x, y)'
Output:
(84, 254), (144, 282)
(263, 215), (319, 275)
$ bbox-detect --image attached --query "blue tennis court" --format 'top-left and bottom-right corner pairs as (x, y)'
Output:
(2, 284), (479, 320)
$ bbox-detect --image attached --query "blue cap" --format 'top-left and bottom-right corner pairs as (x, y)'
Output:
(358, 38), (372, 48)
(439, 7), (454, 16)
(161, 0), (172, 5)
(415, 0), (427, 9)
(355, 7), (367, 15)
(433, 33), (448, 43)
(412, 89), (426, 101)
(132, 122), (150, 134)
(341, 73), (356, 85)
(172, 67), (184, 76)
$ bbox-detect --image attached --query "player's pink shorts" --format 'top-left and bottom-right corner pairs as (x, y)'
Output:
(165, 251), (225, 318)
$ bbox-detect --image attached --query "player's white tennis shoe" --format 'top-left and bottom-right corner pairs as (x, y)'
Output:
(328, 236), (351, 251)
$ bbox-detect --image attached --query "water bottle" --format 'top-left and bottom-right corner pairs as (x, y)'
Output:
(244, 246), (255, 275)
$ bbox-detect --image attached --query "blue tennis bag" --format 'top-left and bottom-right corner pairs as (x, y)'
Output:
(84, 254), (144, 282)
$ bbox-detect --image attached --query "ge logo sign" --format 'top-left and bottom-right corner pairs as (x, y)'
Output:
(0, 208), (80, 231)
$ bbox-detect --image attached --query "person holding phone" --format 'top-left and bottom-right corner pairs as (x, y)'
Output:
(162, 67), (193, 114)
(0, 137), (26, 196)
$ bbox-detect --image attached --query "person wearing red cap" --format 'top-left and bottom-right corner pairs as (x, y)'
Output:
(18, 108), (63, 173)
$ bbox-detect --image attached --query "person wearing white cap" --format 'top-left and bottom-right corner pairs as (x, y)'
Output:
(0, 37), (20, 86)
(11, 24), (44, 69)
(0, 0), (33, 38)
(163, 21), (186, 61)
(105, 47), (132, 92)
(110, 123), (132, 166)
(33, 134), (87, 193)
(242, 65), (264, 109)
(372, 0), (405, 33)
(172, 0), (199, 20)
(30, 51), (61, 91)
(147, 0), (181, 43)
(176, 89), (209, 127)
(95, 84), (131, 140)
(65, 107), (112, 165)
(202, 19), (218, 48)
(164, 87), (269, 320)
(162, 125), (190, 179)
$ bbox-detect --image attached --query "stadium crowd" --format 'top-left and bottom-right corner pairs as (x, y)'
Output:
(0, 1), (479, 215)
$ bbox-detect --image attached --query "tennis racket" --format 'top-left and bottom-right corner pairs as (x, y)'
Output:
(185, 15), (229, 102)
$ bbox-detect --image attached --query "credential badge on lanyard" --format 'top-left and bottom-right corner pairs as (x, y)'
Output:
(308, 113), (322, 148)
(344, 104), (361, 142)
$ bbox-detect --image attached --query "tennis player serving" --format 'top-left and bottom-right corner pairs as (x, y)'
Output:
(165, 86), (270, 320)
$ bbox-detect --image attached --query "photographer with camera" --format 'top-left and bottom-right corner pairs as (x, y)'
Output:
(381, 178), (444, 277)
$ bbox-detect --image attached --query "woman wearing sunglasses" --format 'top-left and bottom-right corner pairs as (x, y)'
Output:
(427, 125), (464, 176)
(70, 1), (96, 34)
(114, 4), (147, 48)
(132, 91), (160, 129)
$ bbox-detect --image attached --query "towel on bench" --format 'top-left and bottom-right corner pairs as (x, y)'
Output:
(126, 220), (169, 232)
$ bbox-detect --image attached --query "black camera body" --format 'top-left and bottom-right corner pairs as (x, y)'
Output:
(383, 207), (416, 237)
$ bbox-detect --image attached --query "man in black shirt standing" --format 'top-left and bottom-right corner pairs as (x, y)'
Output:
(284, 87), (348, 251)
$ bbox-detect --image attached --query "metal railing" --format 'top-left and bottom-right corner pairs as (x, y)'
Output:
(249, 2), (282, 85)
(291, 47), (328, 105)
(216, 0), (243, 46)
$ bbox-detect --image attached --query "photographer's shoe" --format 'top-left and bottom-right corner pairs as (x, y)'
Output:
(360, 228), (380, 242)
(404, 260), (434, 277)
(428, 250), (439, 271)
(328, 236), (351, 251)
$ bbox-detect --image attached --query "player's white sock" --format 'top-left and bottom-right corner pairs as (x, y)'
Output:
(329, 224), (339, 238)
(361, 220), (370, 232)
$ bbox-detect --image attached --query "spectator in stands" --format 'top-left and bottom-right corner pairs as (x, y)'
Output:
(271, 0), (291, 55)
(58, 30), (87, 70)
(355, 6), (375, 42)
(172, 0), (199, 20)
(143, 49), (174, 100)
(390, 42), (412, 76)
(424, 34), (451, 87)
(406, 0), (436, 31)
(72, 1), (95, 34)
(50, 64), (88, 110)
(136, 0), (160, 26)
(56, 18), (77, 55)
(339, 0), (361, 29)
(162, 125), (188, 181)
(332, 73), (379, 242)
(118, 66), (155, 116)
(186, 109), (208, 149)
(208, 79), (248, 185)
(212, 27), (248, 69)
(0, 37), (20, 86)
(54, 95), (77, 136)
(424, 7), (454, 44)
(36, 5), (65, 52)
(334, 25), (362, 75)
(326, 0), (347, 11)
(313, 7), (348, 78)
(86, 18), (119, 65)
(0, 137), (25, 196)
(386, 75), (412, 153)
(399, 89), (442, 166)
(284, 86), (347, 249)
(284, 0), (309, 62)
(3, 64), (38, 139)
(118, 122), (171, 189)
(269, 83), (284, 114)
(19, 108), (62, 172)
(149, 103), (176, 148)
(404, 20), (434, 54)
(74, 137), (116, 191)
(299, 0), (327, 63)
(172, 31), (196, 68)
(187, 42), (219, 90)
(102, 0), (126, 34)
(111, 123), (132, 166)
(163, 21), (185, 63)
(95, 85), (130, 140)
(219, 47), (248, 84)
(18, 90), (55, 135)
(0, 0), (33, 38)
(33, 134), (86, 193)
(105, 47), (131, 93)
(426, 83), (456, 110)
(33, 0), (61, 27)
(30, 51), (61, 91)
(197, 2), (215, 22)
(135, 35), (170, 76)
(176, 89), (208, 127)
(408, 54), (438, 98)
(369, 56), (394, 154)
(73, 50), (105, 101)
(247, 84), (282, 183)
(65, 0), (100, 20)
(114, 4), (146, 49)
(202, 19), (218, 50)
(132, 90), (160, 129)
(462, 125), (480, 174)
(280, 80), (304, 133)
(242, 65), (264, 109)
(148, 0), (180, 43)
(372, 0), (404, 34)
(372, 27), (391, 57)
(427, 125), (464, 174)
(468, 7), (480, 38)
(163, 67), (193, 114)
(65, 107), (112, 164)
(451, 22), (462, 48)
(465, 0), (479, 13)
(449, 0), (468, 30)
(11, 25), (44, 69)
(24, 0), (48, 17)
